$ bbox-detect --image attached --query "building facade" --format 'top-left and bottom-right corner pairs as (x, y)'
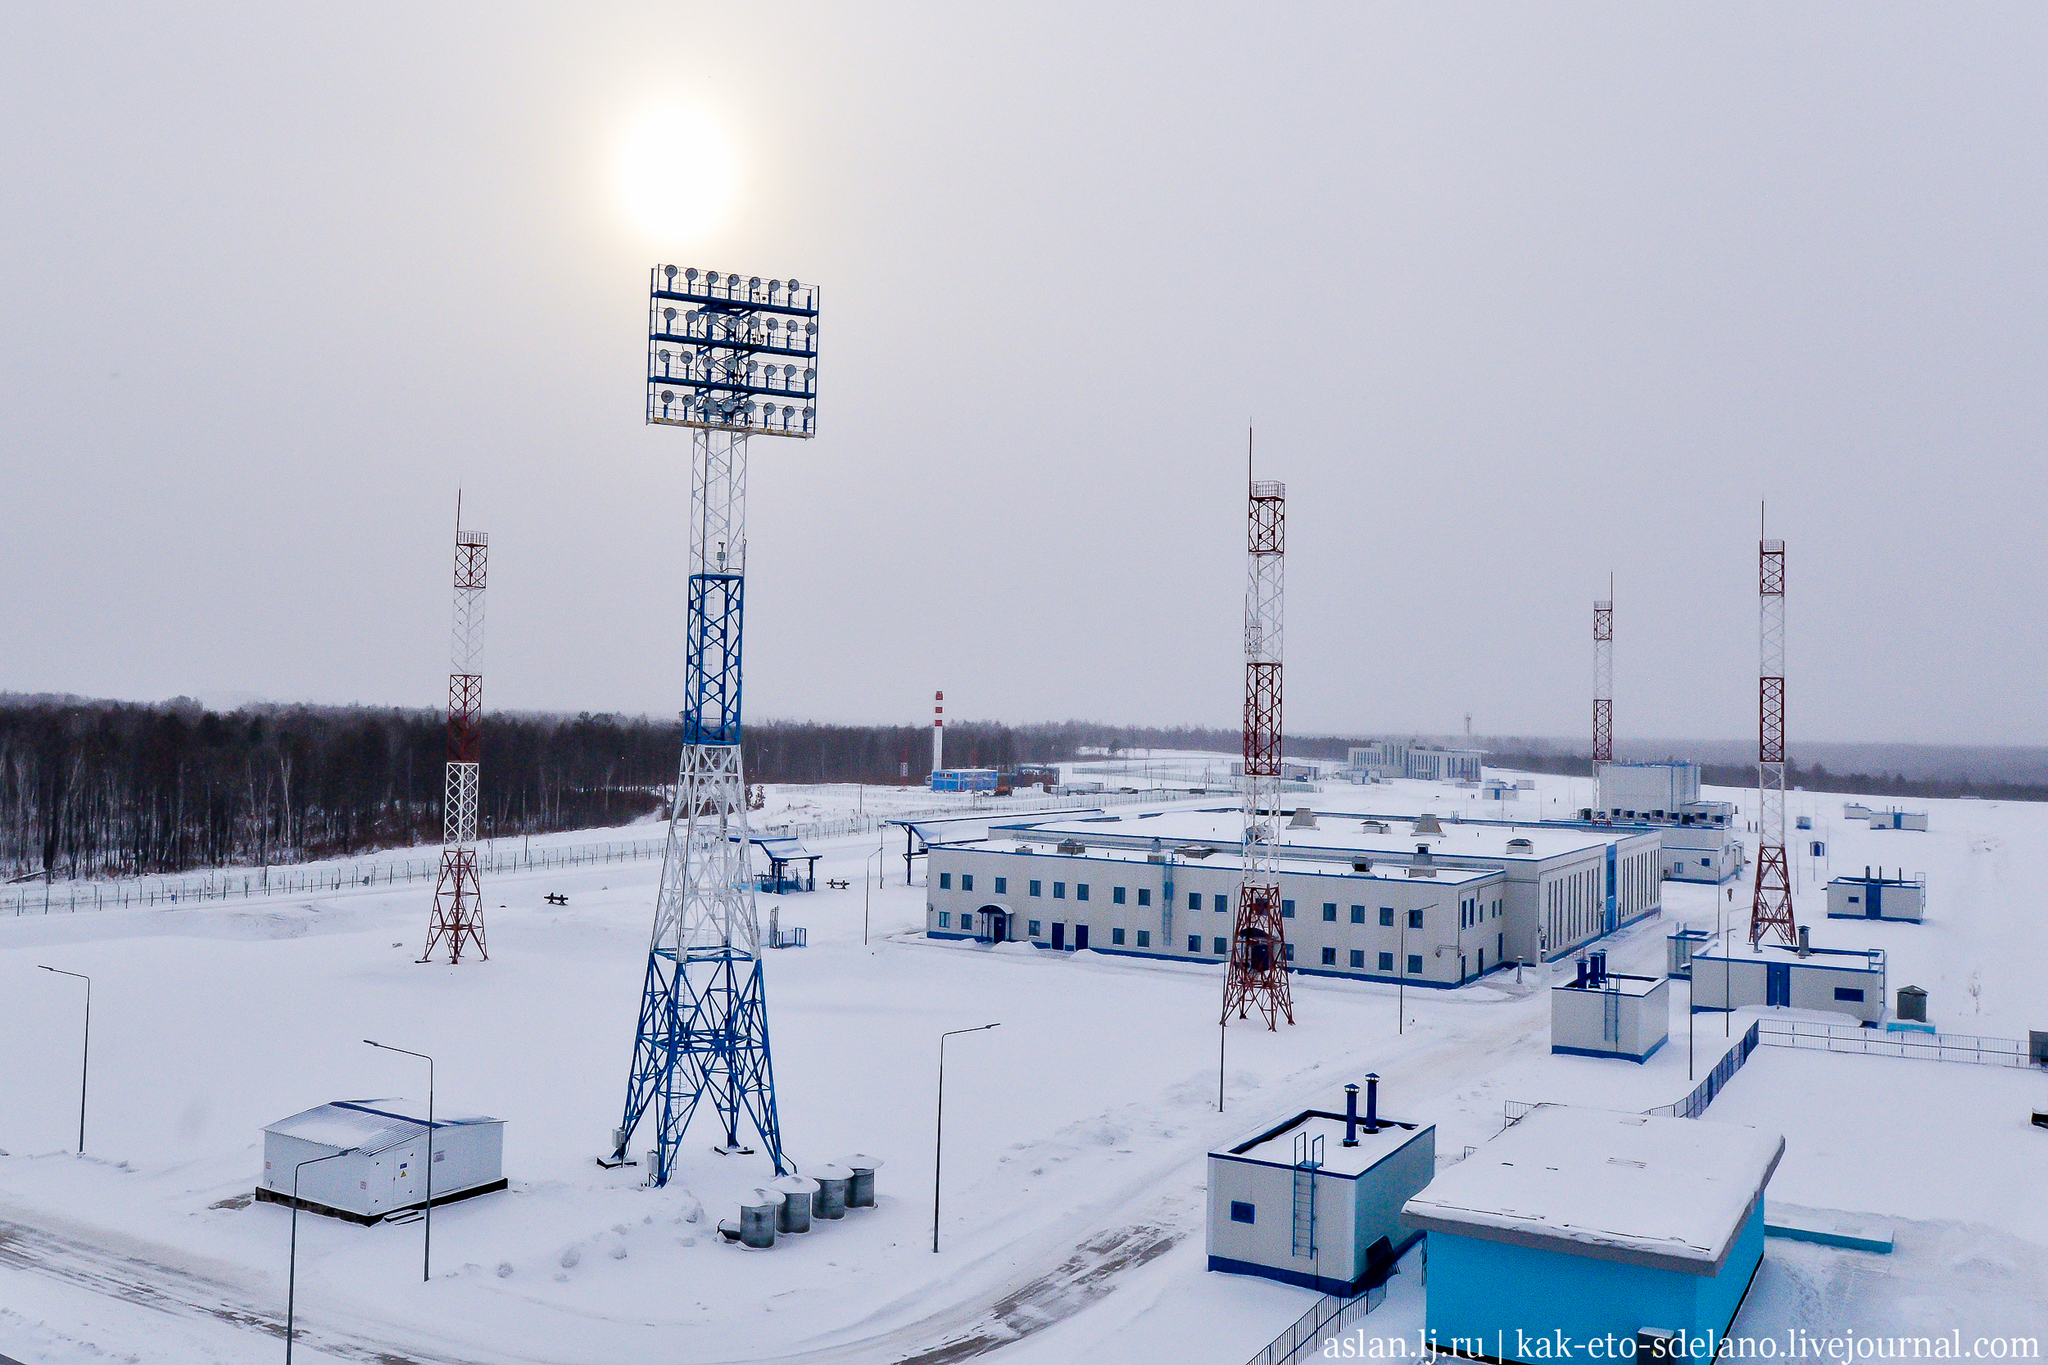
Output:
(1690, 944), (1887, 1024)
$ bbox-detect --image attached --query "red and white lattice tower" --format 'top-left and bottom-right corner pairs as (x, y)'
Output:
(932, 691), (944, 773)
(1222, 468), (1294, 1030)
(1592, 593), (1614, 765)
(1749, 535), (1796, 946)
(422, 520), (489, 964)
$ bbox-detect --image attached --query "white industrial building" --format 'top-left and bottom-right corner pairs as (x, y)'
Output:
(1690, 944), (1887, 1024)
(923, 807), (1663, 980)
(1825, 869), (1926, 923)
(257, 1100), (505, 1223)
(1346, 741), (1486, 784)
(1867, 808), (1929, 831)
(1208, 1081), (1434, 1296)
(1550, 952), (1670, 1063)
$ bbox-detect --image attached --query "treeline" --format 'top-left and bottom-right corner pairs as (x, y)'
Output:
(1479, 748), (2048, 805)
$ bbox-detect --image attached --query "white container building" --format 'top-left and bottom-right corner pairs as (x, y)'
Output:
(1868, 809), (1929, 832)
(258, 1100), (505, 1223)
(1825, 869), (1926, 923)
(1208, 1081), (1434, 1296)
(1689, 945), (1887, 1025)
(1550, 953), (1670, 1063)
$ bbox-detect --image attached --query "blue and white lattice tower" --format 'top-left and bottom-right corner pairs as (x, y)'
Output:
(609, 266), (819, 1185)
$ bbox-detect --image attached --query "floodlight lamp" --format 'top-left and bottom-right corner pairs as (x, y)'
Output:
(663, 307), (676, 324)
(685, 267), (698, 281)
(661, 390), (674, 403)
(664, 266), (677, 283)
(749, 276), (761, 290)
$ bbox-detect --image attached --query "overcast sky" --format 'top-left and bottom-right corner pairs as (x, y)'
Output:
(3, 4), (2043, 745)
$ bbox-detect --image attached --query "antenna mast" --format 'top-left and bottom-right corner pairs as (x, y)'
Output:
(1223, 431), (1294, 1029)
(1593, 579), (1614, 767)
(421, 510), (489, 963)
(1750, 519), (1796, 946)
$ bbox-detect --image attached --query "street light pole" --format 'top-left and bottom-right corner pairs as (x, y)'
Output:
(288, 1146), (359, 1365)
(865, 845), (886, 947)
(365, 1041), (434, 1281)
(38, 966), (88, 1153)
(933, 1023), (999, 1253)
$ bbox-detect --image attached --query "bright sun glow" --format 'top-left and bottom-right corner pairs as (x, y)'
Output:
(615, 103), (739, 244)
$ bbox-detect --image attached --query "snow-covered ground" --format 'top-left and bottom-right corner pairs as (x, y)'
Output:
(1, 768), (2043, 1363)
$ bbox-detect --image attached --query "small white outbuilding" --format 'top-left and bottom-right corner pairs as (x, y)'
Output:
(257, 1099), (505, 1223)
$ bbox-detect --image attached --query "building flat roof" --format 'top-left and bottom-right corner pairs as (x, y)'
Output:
(1401, 1104), (1783, 1276)
(1222, 1109), (1429, 1179)
(1552, 973), (1666, 1000)
(956, 839), (1498, 886)
(264, 1100), (499, 1155)
(1000, 809), (1630, 863)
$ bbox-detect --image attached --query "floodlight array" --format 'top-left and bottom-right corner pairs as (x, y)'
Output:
(646, 265), (819, 437)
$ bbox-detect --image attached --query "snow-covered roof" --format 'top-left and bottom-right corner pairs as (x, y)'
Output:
(954, 839), (1498, 886)
(1552, 973), (1666, 1000)
(1401, 1104), (1783, 1276)
(751, 836), (815, 860)
(1224, 1111), (1430, 1178)
(264, 1100), (501, 1155)
(1002, 809), (1631, 863)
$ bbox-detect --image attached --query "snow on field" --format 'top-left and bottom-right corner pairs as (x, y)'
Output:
(0, 767), (2043, 1363)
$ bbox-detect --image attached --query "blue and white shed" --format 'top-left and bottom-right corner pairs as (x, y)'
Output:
(258, 1100), (505, 1223)
(1825, 869), (1925, 923)
(1208, 1082), (1434, 1296)
(1551, 955), (1669, 1062)
(1402, 1104), (1784, 1362)
(1689, 945), (1886, 1024)
(1867, 809), (1928, 832)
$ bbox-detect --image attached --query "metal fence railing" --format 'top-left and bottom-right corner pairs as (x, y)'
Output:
(1756, 1018), (2031, 1068)
(1646, 1022), (1763, 1118)
(1242, 1278), (1390, 1365)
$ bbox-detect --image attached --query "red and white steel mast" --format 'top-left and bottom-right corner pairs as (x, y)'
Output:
(1593, 587), (1614, 766)
(1222, 446), (1294, 1030)
(1749, 531), (1796, 946)
(932, 691), (944, 773)
(422, 510), (489, 964)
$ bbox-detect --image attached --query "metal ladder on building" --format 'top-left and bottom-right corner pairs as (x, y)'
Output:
(1603, 982), (1621, 1044)
(1292, 1131), (1323, 1258)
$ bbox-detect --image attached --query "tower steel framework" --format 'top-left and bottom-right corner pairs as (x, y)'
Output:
(1592, 593), (1613, 766)
(1223, 467), (1294, 1030)
(1750, 535), (1796, 946)
(421, 517), (488, 964)
(609, 266), (818, 1185)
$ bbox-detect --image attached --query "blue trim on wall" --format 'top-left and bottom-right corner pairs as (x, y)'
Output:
(1551, 1036), (1667, 1065)
(1824, 912), (1921, 923)
(1208, 1229), (1422, 1298)
(921, 929), (1516, 988)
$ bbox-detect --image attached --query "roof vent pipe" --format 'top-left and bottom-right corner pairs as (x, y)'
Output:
(1343, 1084), (1360, 1147)
(1364, 1073), (1380, 1133)
(1574, 958), (1589, 988)
(1797, 925), (1811, 957)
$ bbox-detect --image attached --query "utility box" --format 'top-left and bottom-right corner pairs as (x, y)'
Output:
(2028, 1031), (2047, 1067)
(257, 1100), (505, 1223)
(1692, 945), (1886, 1025)
(1826, 870), (1926, 923)
(1551, 954), (1669, 1063)
(1897, 986), (1927, 1023)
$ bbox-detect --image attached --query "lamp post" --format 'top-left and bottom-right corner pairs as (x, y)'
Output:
(865, 844), (886, 946)
(287, 1146), (359, 1364)
(933, 1023), (999, 1253)
(38, 966), (88, 1153)
(364, 1041), (434, 1281)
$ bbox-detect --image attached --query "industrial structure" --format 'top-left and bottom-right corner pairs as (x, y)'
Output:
(925, 807), (1662, 978)
(610, 266), (819, 1185)
(1751, 532), (1797, 946)
(932, 690), (944, 772)
(1223, 467), (1294, 1029)
(1691, 942), (1887, 1023)
(1345, 741), (1485, 784)
(1207, 1079), (1433, 1296)
(1402, 1104), (1783, 1362)
(1825, 869), (1926, 922)
(1593, 589), (1613, 766)
(1549, 950), (1670, 1062)
(259, 1100), (505, 1223)
(1587, 761), (1742, 883)
(421, 511), (489, 964)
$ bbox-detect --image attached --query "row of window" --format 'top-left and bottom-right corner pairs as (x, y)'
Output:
(934, 910), (1428, 974)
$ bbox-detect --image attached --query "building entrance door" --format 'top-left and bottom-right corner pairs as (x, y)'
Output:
(1051, 922), (1065, 950)
(1766, 961), (1792, 1007)
(984, 908), (1007, 942)
(1074, 924), (1089, 951)
(1867, 883), (1883, 919)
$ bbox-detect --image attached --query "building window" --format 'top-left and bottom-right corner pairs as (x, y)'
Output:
(1030, 880), (1042, 897)
(995, 876), (1007, 894)
(1321, 947), (1336, 965)
(1111, 927), (1126, 945)
(1136, 930), (1151, 948)
(939, 873), (951, 890)
(1054, 882), (1066, 900)
(1380, 907), (1394, 926)
(1138, 888), (1151, 906)
(1077, 883), (1089, 902)
(1028, 920), (1042, 936)
(1834, 987), (1866, 1003)
(937, 912), (950, 928)
(1188, 892), (1201, 911)
(961, 874), (973, 892)
(1188, 934), (1202, 953)
(1214, 895), (1228, 913)
(1351, 906), (1365, 924)
(1322, 903), (1337, 922)
(1214, 937), (1228, 955)
(1408, 909), (1424, 929)
(1407, 953), (1422, 975)
(1379, 951), (1394, 971)
(1281, 899), (1294, 918)
(1230, 1201), (1256, 1225)
(1113, 886), (1126, 905)
(1350, 949), (1365, 968)
(1284, 943), (1296, 961)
